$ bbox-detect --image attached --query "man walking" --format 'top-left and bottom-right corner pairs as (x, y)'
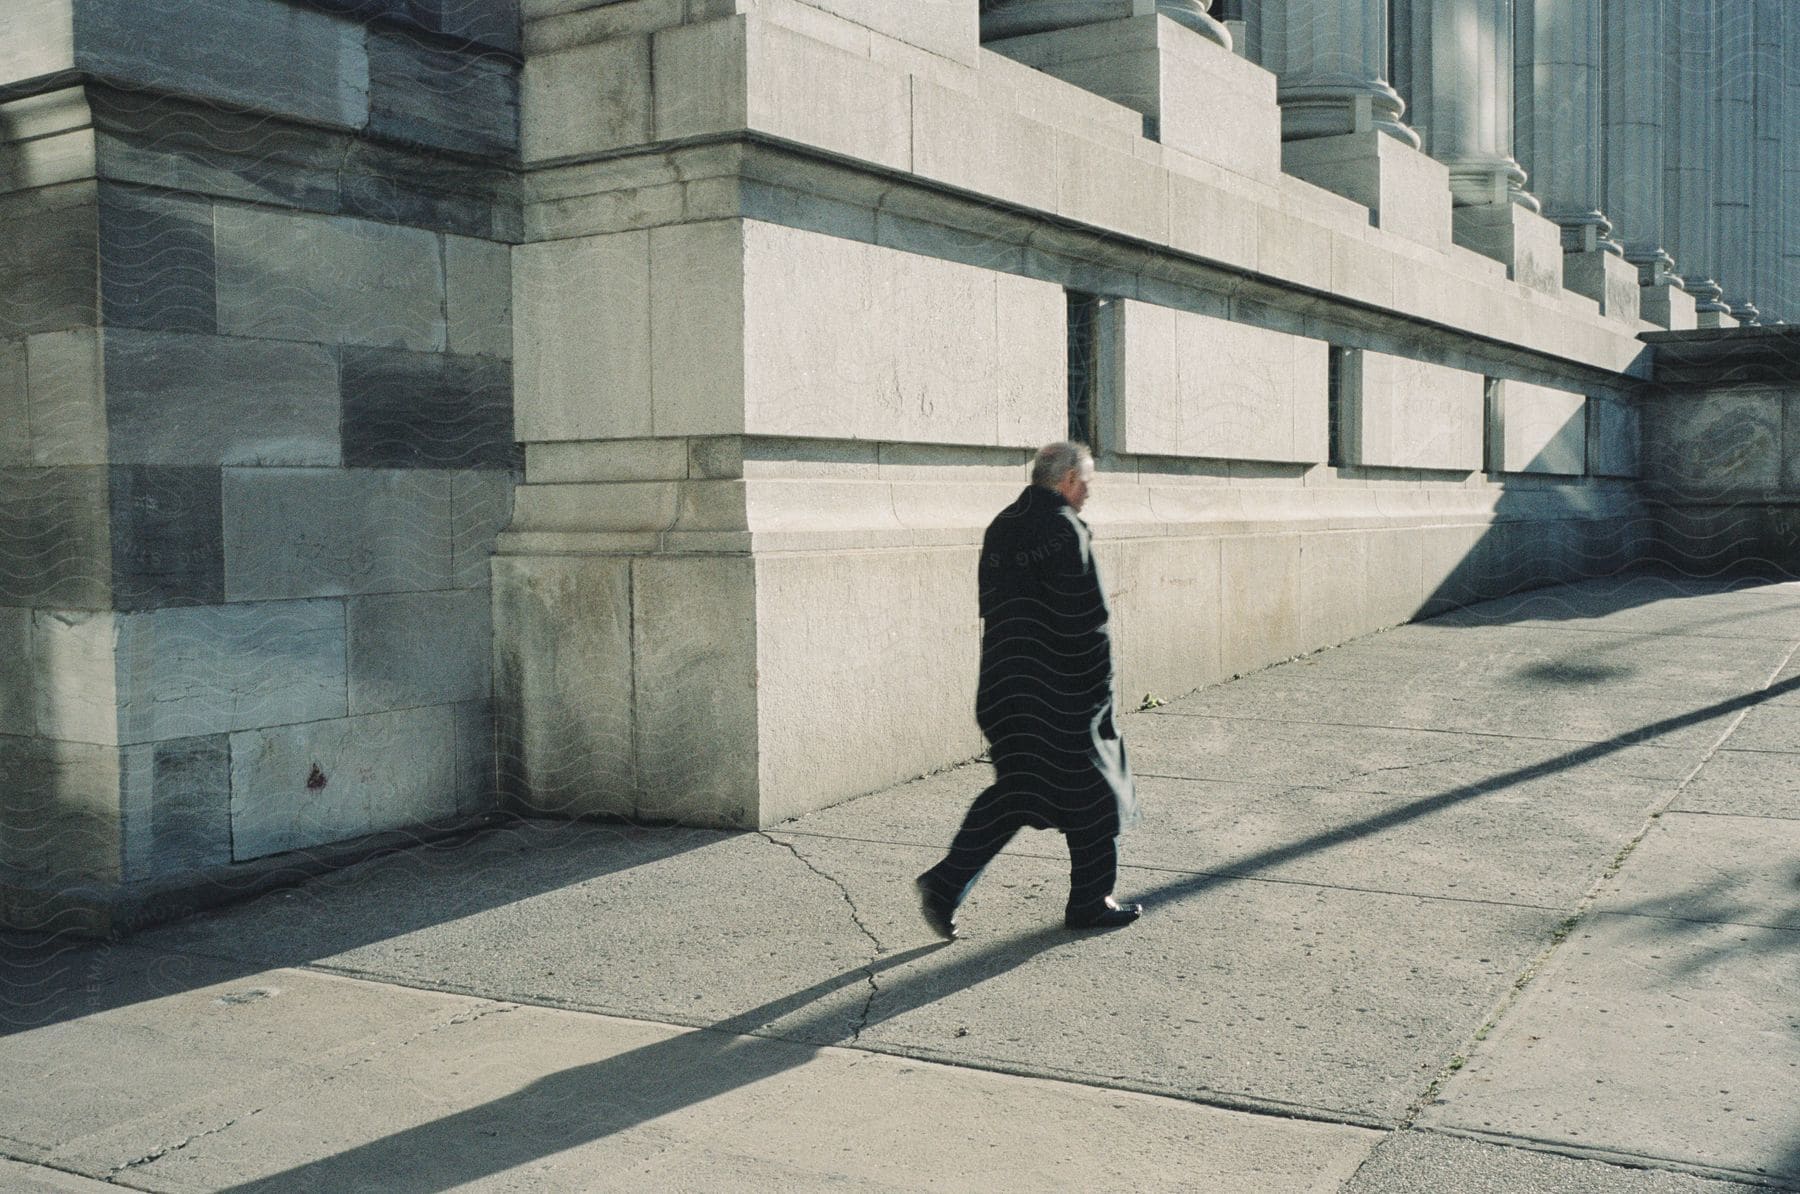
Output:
(915, 441), (1142, 938)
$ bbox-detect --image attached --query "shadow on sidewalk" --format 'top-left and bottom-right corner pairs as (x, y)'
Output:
(212, 672), (1800, 1192)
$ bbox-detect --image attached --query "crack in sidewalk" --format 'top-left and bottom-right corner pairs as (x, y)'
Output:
(757, 832), (886, 1043)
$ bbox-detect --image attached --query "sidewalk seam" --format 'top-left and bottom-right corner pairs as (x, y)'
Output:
(756, 832), (885, 1042)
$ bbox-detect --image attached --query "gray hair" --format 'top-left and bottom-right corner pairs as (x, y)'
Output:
(1030, 440), (1093, 489)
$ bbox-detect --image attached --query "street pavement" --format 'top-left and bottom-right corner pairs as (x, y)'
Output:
(2, 572), (1797, 1192)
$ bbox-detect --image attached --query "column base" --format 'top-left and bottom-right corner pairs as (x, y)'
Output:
(1639, 281), (1698, 331)
(1563, 248), (1642, 322)
(1281, 130), (1452, 251)
(1452, 203), (1563, 295)
(1695, 309), (1741, 330)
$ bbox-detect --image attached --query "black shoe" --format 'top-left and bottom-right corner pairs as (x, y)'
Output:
(1065, 897), (1142, 930)
(915, 874), (959, 940)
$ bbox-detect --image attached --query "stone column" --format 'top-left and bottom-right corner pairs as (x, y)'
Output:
(1515, 0), (1638, 319)
(1713, 1), (1760, 322)
(1602, 0), (1677, 283)
(1786, 4), (1800, 323)
(1665, 0), (1731, 323)
(1393, 0), (1535, 208)
(1749, 0), (1788, 323)
(1255, 0), (1419, 145)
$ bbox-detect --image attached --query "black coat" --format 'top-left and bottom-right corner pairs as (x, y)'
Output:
(975, 485), (1137, 836)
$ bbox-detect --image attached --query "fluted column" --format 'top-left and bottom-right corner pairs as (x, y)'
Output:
(1515, 0), (1616, 251)
(1749, 0), (1787, 323)
(1666, 0), (1728, 317)
(1785, 4), (1800, 322)
(1393, 0), (1537, 208)
(1714, 1), (1760, 322)
(1602, 0), (1677, 284)
(1256, 0), (1419, 145)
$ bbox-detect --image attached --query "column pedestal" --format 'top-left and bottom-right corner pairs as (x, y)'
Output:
(1281, 130), (1452, 250)
(1639, 281), (1698, 331)
(1564, 248), (1643, 321)
(1452, 203), (1564, 295)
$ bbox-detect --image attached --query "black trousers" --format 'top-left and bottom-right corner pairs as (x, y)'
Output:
(922, 776), (1117, 913)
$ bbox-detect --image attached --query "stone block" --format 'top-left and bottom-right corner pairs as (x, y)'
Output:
(1220, 532), (1301, 676)
(312, 0), (520, 53)
(367, 27), (518, 158)
(1492, 381), (1586, 476)
(31, 607), (117, 744)
(96, 184), (215, 335)
(1452, 203), (1563, 295)
(514, 229), (655, 442)
(909, 78), (1058, 214)
(632, 553), (758, 824)
(649, 220), (746, 437)
(754, 547), (979, 823)
(526, 439), (690, 484)
(76, 0), (370, 131)
(108, 465), (224, 610)
(738, 220), (1065, 446)
(0, 339), (25, 466)
(1256, 205), (1333, 293)
(1364, 527), (1424, 626)
(1787, 394), (1800, 495)
(1167, 172), (1260, 273)
(1586, 396), (1640, 479)
(112, 599), (348, 744)
(777, 0), (978, 65)
(25, 328), (106, 466)
(1109, 300), (1329, 463)
(521, 35), (652, 164)
(1055, 129), (1169, 244)
(654, 17), (912, 173)
(1340, 350), (1484, 472)
(0, 734), (121, 882)
(1107, 534), (1223, 705)
(1280, 131), (1452, 251)
(0, 88), (95, 194)
(1562, 248), (1641, 322)
(104, 329), (340, 467)
(222, 467), (454, 600)
(1639, 281), (1697, 331)
(445, 235), (512, 360)
(341, 347), (516, 470)
(453, 699), (494, 815)
(119, 733), (230, 880)
(0, 0), (74, 89)
(491, 553), (637, 819)
(1642, 389), (1783, 495)
(451, 468), (516, 588)
(335, 141), (509, 240)
(0, 606), (31, 735)
(995, 271), (1070, 447)
(0, 190), (97, 337)
(214, 205), (446, 352)
(1299, 530), (1371, 651)
(348, 588), (491, 715)
(228, 704), (457, 861)
(0, 466), (110, 608)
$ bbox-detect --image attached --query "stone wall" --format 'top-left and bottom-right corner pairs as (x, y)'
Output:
(0, 0), (519, 931)
(1641, 327), (1800, 576)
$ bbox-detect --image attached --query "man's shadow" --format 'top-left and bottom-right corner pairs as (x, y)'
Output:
(217, 931), (1065, 1193)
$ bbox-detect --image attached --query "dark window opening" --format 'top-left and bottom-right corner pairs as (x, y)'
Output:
(1067, 291), (1101, 446)
(1327, 346), (1345, 467)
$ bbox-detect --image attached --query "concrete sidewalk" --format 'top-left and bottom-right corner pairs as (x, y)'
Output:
(3, 573), (1797, 1192)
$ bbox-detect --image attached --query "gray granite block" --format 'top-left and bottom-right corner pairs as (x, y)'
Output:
(368, 27), (518, 158)
(0, 339), (25, 468)
(444, 234), (511, 359)
(214, 205), (446, 352)
(108, 465), (223, 610)
(347, 587), (491, 714)
(0, 734), (122, 882)
(104, 329), (340, 466)
(120, 733), (231, 881)
(222, 467), (454, 600)
(113, 599), (348, 743)
(77, 0), (371, 131)
(26, 329), (107, 466)
(228, 703), (457, 861)
(340, 347), (516, 470)
(449, 468), (515, 588)
(453, 698), (494, 814)
(307, 0), (521, 53)
(96, 185), (216, 335)
(0, 466), (111, 608)
(0, 606), (32, 736)
(0, 191), (97, 338)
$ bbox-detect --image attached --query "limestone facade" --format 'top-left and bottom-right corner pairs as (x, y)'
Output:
(0, 0), (1795, 929)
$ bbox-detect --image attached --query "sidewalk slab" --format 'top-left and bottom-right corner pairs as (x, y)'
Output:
(1419, 810), (1800, 1185)
(0, 1159), (120, 1193)
(4, 962), (1384, 1193)
(1342, 1131), (1773, 1193)
(1674, 750), (1800, 819)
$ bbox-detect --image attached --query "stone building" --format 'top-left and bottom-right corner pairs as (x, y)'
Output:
(1, 0), (1796, 932)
